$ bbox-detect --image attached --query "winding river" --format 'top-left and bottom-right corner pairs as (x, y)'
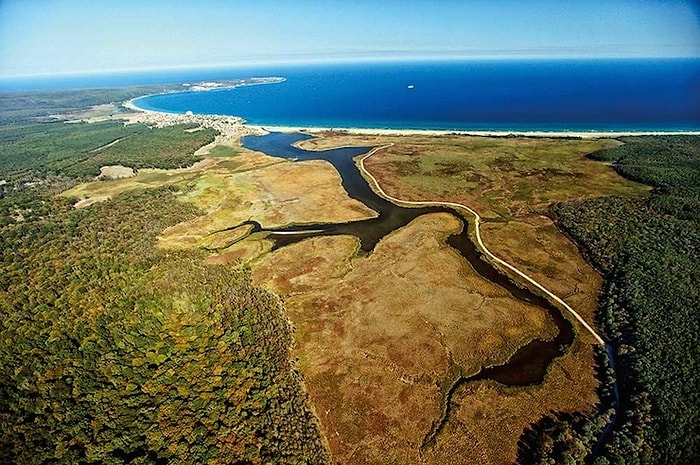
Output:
(238, 132), (582, 442)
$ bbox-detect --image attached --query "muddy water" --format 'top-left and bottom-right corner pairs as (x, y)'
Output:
(243, 132), (574, 387)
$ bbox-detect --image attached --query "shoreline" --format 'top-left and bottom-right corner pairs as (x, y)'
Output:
(250, 124), (700, 139)
(125, 96), (700, 139)
(124, 76), (286, 119)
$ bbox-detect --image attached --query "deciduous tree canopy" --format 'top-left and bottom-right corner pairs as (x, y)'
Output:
(0, 113), (327, 463)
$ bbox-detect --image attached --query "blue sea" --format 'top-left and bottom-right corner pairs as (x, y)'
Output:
(3, 59), (699, 132)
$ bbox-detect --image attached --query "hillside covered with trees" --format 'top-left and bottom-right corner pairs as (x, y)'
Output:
(518, 136), (700, 464)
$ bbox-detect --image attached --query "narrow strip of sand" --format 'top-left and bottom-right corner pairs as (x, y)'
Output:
(125, 97), (700, 139)
(252, 124), (700, 139)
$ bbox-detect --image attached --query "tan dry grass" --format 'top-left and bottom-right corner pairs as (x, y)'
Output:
(252, 213), (557, 463)
(63, 132), (620, 463)
(444, 339), (598, 465)
(309, 132), (646, 331)
(200, 224), (254, 250)
(281, 132), (634, 462)
(158, 158), (376, 249)
(61, 148), (280, 207)
(61, 146), (376, 252)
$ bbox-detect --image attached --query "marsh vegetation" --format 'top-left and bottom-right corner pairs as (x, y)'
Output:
(1, 87), (696, 464)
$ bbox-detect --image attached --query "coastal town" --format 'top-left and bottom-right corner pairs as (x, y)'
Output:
(115, 77), (287, 138)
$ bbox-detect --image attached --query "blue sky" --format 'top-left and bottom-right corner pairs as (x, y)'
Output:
(1, 0), (699, 77)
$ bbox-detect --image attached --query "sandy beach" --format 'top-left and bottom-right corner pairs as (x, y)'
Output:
(124, 98), (700, 139)
(249, 124), (700, 139)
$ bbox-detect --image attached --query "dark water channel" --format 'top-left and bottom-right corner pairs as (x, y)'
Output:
(243, 132), (574, 382)
(241, 132), (576, 439)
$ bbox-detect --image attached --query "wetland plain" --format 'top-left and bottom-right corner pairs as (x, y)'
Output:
(63, 128), (648, 464)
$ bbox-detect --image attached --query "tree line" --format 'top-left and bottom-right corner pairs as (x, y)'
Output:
(518, 136), (700, 464)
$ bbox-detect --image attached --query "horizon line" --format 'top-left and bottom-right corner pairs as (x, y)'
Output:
(2, 53), (700, 80)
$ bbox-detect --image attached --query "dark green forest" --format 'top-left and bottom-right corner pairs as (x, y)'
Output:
(518, 136), (700, 464)
(0, 107), (327, 463)
(0, 120), (215, 185)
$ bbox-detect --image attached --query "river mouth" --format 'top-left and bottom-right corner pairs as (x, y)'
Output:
(241, 131), (574, 407)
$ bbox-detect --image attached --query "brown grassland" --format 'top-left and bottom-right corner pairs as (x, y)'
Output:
(292, 132), (648, 463)
(252, 213), (557, 463)
(65, 131), (648, 464)
(299, 132), (647, 325)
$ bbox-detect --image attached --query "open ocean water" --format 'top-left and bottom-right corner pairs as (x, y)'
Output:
(4, 59), (699, 132)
